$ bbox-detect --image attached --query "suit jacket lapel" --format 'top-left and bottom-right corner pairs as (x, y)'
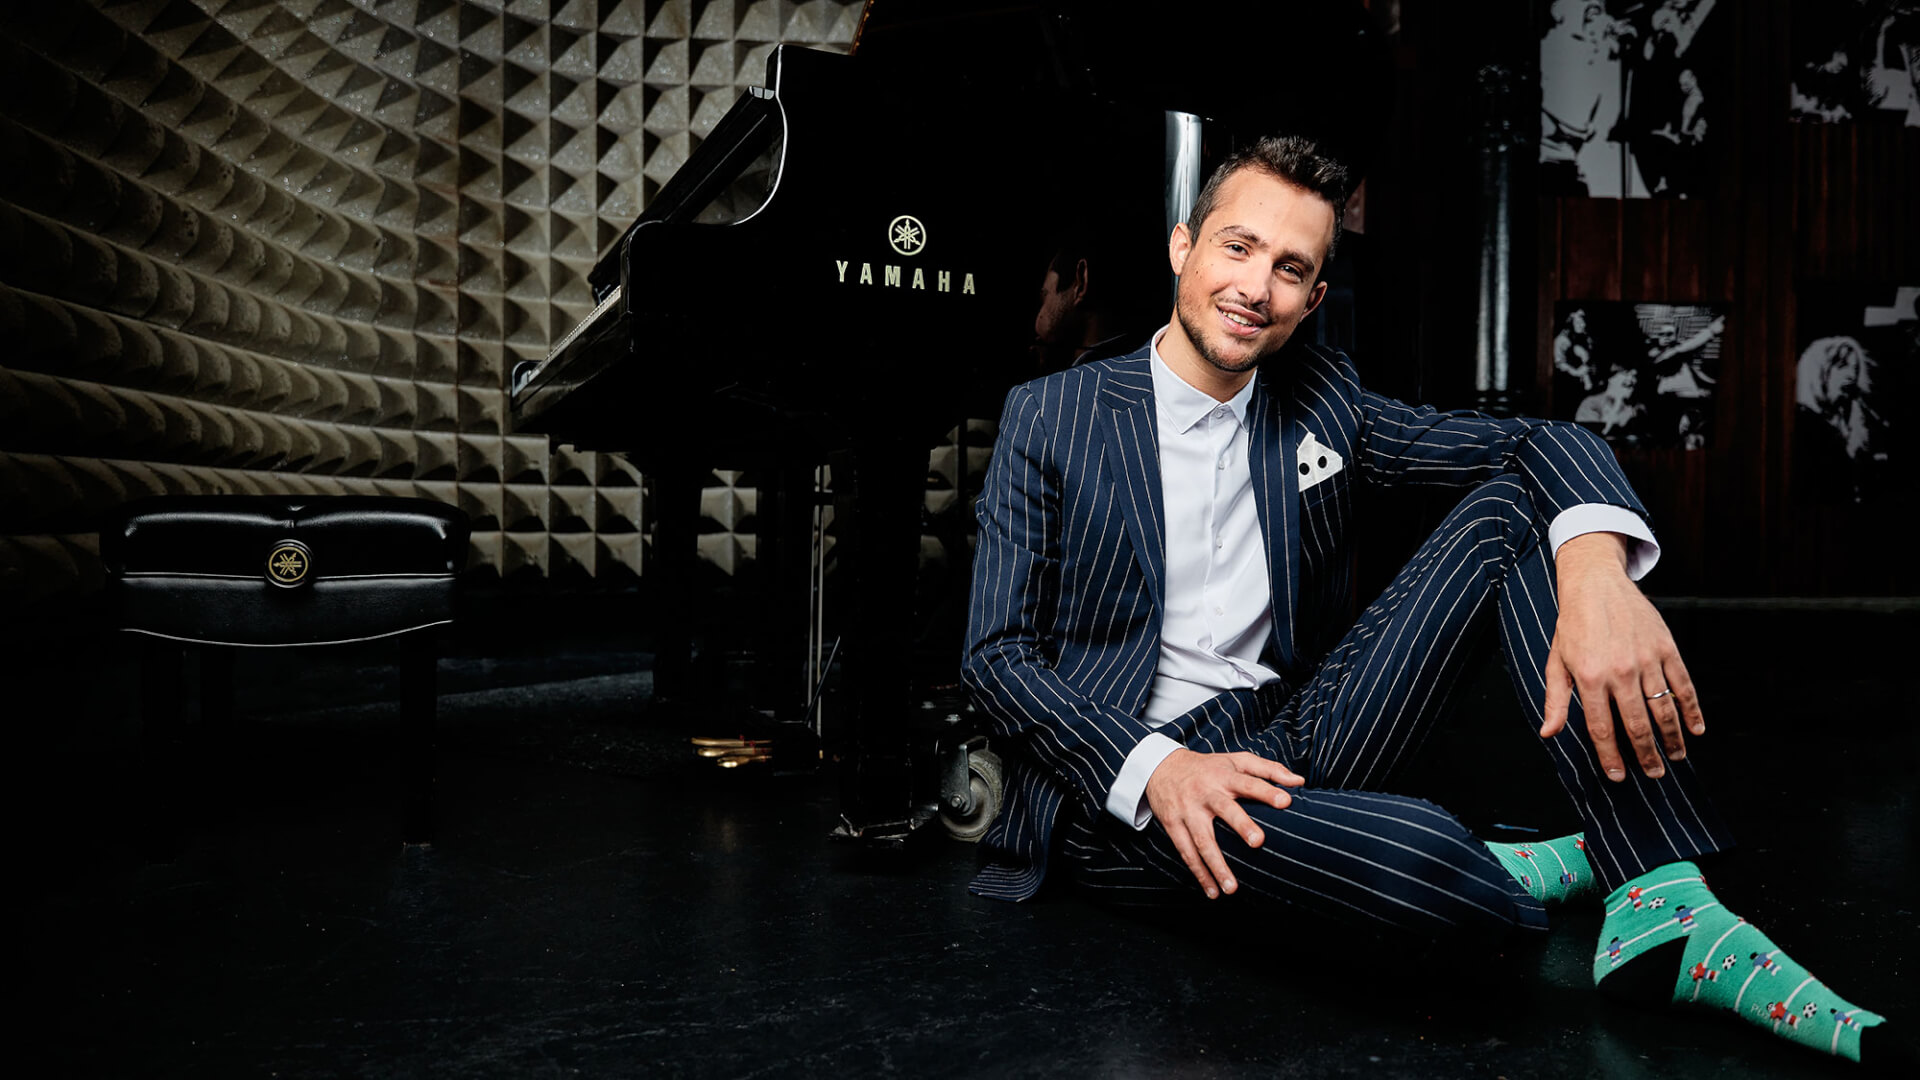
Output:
(1247, 368), (1300, 672)
(1093, 352), (1166, 613)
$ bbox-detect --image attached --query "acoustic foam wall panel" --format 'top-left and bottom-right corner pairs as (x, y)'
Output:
(0, 0), (865, 623)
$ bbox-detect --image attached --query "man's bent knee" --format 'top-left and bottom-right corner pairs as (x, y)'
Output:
(1235, 792), (1547, 939)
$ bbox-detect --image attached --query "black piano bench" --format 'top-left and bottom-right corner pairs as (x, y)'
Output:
(101, 496), (470, 846)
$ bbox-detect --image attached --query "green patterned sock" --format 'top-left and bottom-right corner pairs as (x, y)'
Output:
(1484, 832), (1597, 905)
(1594, 861), (1887, 1063)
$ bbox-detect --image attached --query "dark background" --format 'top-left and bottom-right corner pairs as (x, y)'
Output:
(6, 4), (1915, 1076)
(2, 0), (1916, 652)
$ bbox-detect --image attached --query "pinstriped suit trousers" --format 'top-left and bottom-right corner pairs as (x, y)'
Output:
(1059, 475), (1735, 939)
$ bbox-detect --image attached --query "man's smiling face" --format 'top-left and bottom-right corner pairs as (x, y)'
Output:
(1163, 167), (1334, 391)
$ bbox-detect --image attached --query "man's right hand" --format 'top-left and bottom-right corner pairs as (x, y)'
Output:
(1143, 748), (1305, 899)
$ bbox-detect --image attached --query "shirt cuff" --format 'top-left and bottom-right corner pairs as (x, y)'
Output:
(1104, 732), (1184, 829)
(1548, 504), (1660, 580)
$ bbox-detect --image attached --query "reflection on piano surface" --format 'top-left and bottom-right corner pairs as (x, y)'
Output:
(511, 0), (1390, 837)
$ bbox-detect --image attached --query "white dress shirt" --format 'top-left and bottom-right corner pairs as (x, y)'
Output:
(1101, 327), (1658, 829)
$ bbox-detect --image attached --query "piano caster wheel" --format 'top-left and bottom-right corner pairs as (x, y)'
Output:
(938, 748), (1003, 843)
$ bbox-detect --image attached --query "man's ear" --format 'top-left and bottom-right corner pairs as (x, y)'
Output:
(1303, 279), (1329, 317)
(1168, 223), (1192, 276)
(1070, 258), (1090, 303)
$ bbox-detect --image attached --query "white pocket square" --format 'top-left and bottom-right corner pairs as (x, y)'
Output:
(1297, 431), (1345, 492)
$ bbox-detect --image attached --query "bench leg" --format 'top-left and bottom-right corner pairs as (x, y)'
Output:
(199, 647), (237, 775)
(399, 636), (437, 845)
(200, 646), (235, 736)
(139, 639), (185, 855)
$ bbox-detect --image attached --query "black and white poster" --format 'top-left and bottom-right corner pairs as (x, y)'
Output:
(1554, 301), (1726, 448)
(1539, 0), (1727, 198)
(1794, 285), (1916, 503)
(1789, 1), (1920, 126)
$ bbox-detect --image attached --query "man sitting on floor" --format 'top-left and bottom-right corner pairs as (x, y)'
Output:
(961, 134), (1892, 1066)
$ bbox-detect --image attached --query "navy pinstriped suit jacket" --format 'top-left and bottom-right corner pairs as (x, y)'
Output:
(961, 341), (1647, 901)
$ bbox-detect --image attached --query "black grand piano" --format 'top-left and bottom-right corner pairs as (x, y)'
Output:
(512, 0), (1391, 841)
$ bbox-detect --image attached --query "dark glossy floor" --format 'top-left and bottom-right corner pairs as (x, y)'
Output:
(19, 594), (1917, 1079)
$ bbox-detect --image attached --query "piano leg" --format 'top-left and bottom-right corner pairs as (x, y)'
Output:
(752, 463), (820, 743)
(829, 437), (929, 835)
(647, 465), (705, 710)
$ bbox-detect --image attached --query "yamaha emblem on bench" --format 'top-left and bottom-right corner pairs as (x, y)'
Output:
(266, 539), (313, 588)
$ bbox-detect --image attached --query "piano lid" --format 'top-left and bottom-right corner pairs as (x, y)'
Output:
(575, 0), (1392, 315)
(513, 1), (1395, 457)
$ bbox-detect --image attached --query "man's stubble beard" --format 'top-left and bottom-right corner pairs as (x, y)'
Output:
(1175, 292), (1274, 375)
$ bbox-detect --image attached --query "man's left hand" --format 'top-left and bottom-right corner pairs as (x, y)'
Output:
(1540, 532), (1705, 781)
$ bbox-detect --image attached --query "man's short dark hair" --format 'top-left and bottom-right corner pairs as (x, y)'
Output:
(1184, 135), (1352, 274)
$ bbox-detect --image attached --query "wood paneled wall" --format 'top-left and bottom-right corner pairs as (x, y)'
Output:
(1369, 0), (1915, 597)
